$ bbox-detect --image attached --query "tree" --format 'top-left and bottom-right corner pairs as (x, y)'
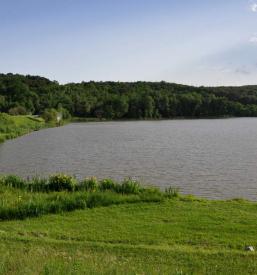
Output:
(111, 96), (129, 118)
(1, 73), (257, 120)
(0, 95), (6, 112)
(143, 95), (155, 118)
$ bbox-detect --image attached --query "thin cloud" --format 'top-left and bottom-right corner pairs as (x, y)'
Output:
(251, 3), (257, 12)
(250, 1), (257, 12)
(249, 35), (257, 43)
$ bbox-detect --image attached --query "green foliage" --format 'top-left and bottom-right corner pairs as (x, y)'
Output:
(41, 108), (58, 123)
(8, 106), (27, 115)
(137, 187), (164, 202)
(0, 135), (5, 142)
(48, 174), (77, 192)
(86, 192), (140, 208)
(78, 177), (98, 191)
(27, 177), (49, 192)
(2, 175), (26, 189)
(99, 178), (117, 191)
(118, 178), (142, 194)
(0, 192), (88, 220)
(0, 174), (177, 220)
(58, 106), (71, 120)
(1, 73), (257, 119)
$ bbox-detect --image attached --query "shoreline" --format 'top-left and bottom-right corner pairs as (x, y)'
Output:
(1, 114), (256, 144)
(0, 114), (71, 143)
(0, 115), (242, 143)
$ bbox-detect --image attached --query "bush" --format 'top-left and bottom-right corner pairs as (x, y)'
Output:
(58, 107), (71, 120)
(48, 174), (76, 192)
(41, 108), (58, 123)
(78, 177), (98, 191)
(99, 178), (117, 191)
(8, 106), (27, 115)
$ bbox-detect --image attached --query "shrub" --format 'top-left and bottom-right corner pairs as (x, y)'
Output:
(58, 107), (71, 120)
(8, 106), (27, 115)
(48, 174), (76, 192)
(79, 177), (98, 191)
(41, 108), (58, 123)
(99, 178), (117, 192)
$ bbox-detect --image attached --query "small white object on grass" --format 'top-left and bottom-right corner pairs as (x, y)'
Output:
(245, 246), (255, 252)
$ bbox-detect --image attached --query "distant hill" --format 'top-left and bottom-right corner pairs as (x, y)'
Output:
(1, 73), (257, 119)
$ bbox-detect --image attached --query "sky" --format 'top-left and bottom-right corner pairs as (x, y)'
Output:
(1, 0), (257, 86)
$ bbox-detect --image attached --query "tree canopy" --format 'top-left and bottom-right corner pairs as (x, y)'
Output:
(1, 73), (257, 119)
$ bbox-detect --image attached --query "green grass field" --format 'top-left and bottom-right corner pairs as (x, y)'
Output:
(0, 175), (257, 274)
(0, 113), (45, 142)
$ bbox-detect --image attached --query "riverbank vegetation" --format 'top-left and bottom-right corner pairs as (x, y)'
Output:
(0, 174), (175, 220)
(0, 113), (45, 143)
(1, 73), (257, 120)
(0, 174), (257, 273)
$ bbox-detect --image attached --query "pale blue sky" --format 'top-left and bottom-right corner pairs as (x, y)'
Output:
(1, 0), (257, 86)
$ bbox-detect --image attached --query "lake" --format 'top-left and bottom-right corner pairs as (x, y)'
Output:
(0, 118), (257, 200)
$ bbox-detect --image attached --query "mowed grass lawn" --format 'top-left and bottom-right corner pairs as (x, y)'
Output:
(1, 199), (257, 274)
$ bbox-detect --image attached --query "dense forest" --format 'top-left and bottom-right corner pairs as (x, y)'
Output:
(1, 73), (257, 119)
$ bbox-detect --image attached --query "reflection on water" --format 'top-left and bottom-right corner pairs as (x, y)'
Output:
(0, 118), (257, 200)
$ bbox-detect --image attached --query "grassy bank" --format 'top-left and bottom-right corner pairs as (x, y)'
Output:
(0, 113), (45, 143)
(0, 175), (172, 220)
(1, 198), (257, 274)
(1, 175), (257, 274)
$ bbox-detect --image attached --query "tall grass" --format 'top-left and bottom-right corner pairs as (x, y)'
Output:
(0, 174), (178, 221)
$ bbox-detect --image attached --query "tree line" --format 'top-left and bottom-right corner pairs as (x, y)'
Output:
(1, 73), (257, 119)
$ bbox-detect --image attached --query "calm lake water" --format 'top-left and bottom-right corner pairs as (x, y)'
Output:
(0, 119), (257, 200)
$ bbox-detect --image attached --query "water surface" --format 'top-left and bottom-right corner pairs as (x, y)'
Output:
(0, 119), (257, 200)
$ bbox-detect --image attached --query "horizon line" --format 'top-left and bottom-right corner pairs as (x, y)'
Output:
(2, 72), (257, 89)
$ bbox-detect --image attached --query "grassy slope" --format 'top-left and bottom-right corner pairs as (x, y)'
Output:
(1, 199), (257, 274)
(0, 113), (45, 142)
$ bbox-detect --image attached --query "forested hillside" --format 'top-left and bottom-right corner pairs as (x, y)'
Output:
(1, 73), (257, 119)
